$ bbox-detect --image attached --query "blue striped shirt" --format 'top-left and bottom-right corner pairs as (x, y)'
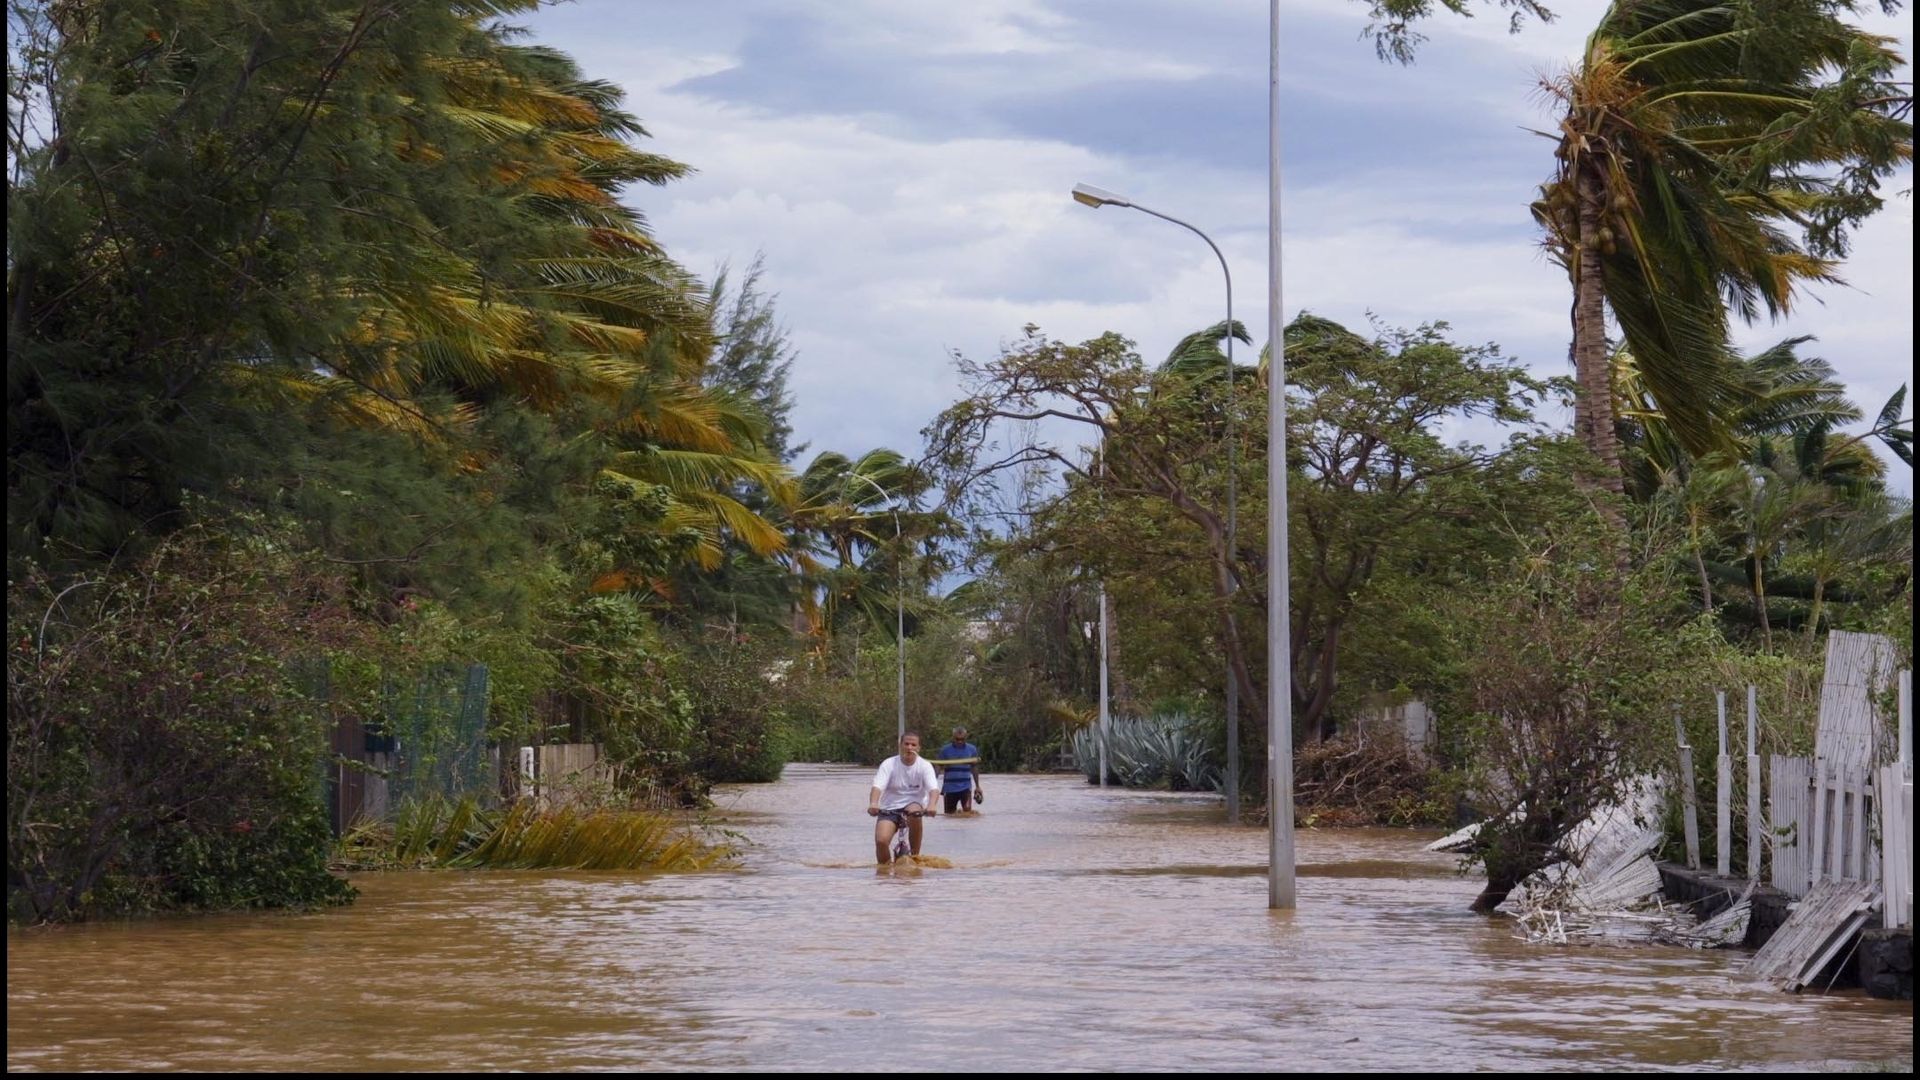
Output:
(932, 742), (978, 793)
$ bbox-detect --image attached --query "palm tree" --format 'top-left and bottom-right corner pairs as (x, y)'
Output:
(1715, 453), (1834, 648)
(1786, 493), (1911, 635)
(1158, 320), (1254, 382)
(786, 450), (920, 642)
(784, 449), (964, 650)
(7, 3), (797, 588)
(1651, 460), (1743, 613)
(1534, 0), (1911, 490)
(256, 35), (712, 426)
(275, 31), (796, 580)
(1618, 337), (1888, 496)
(1632, 332), (1913, 640)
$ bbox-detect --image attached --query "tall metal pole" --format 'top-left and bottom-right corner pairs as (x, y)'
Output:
(894, 504), (905, 740)
(1098, 583), (1111, 788)
(1098, 426), (1111, 788)
(1223, 276), (1239, 825)
(1267, 0), (1297, 909)
(848, 471), (908, 740)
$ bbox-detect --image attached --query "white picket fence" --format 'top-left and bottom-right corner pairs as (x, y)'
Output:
(1814, 633), (1897, 770)
(1878, 668), (1912, 929)
(1767, 756), (1881, 898)
(1761, 667), (1912, 929)
(1878, 762), (1913, 929)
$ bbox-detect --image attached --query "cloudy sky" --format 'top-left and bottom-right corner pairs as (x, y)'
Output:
(526, 0), (1914, 490)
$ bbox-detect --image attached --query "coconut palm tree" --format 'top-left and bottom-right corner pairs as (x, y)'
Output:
(780, 449), (964, 647)
(1618, 337), (1891, 496)
(1715, 455), (1833, 648)
(1533, 0), (1911, 491)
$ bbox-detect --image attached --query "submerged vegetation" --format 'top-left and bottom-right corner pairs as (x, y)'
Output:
(336, 796), (732, 873)
(5, 0), (1912, 922)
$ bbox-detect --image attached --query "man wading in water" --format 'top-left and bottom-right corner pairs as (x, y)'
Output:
(868, 732), (939, 864)
(930, 725), (983, 814)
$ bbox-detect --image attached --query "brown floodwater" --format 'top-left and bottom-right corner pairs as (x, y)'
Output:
(7, 764), (1913, 1071)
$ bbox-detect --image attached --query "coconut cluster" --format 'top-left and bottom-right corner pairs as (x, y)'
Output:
(1531, 156), (1633, 259)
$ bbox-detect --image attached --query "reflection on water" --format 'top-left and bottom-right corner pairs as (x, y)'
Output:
(7, 764), (1912, 1071)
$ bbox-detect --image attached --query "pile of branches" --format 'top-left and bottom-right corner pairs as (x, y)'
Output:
(1291, 735), (1446, 827)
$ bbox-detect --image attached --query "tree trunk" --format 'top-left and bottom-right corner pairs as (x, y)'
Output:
(1164, 483), (1267, 746)
(1103, 587), (1135, 716)
(1694, 545), (1715, 614)
(1572, 172), (1625, 495)
(1300, 628), (1342, 742)
(1214, 569), (1264, 745)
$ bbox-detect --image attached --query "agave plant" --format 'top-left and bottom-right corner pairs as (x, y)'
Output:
(1070, 713), (1222, 792)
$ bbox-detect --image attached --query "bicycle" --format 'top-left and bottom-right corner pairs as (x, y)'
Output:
(867, 805), (928, 863)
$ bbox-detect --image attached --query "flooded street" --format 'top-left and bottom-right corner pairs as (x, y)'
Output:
(7, 764), (1913, 1071)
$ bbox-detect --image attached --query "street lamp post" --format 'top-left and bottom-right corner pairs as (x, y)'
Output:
(1072, 182), (1242, 825)
(1097, 581), (1111, 789)
(1097, 428), (1111, 789)
(1268, 0), (1297, 910)
(848, 471), (908, 740)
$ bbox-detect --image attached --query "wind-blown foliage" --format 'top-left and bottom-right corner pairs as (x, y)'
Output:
(1625, 335), (1912, 641)
(1534, 0), (1911, 485)
(5, 1), (807, 921)
(786, 448), (954, 643)
(7, 0), (790, 591)
(705, 254), (801, 463)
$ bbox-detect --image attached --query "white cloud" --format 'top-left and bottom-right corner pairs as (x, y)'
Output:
(534, 0), (1914, 493)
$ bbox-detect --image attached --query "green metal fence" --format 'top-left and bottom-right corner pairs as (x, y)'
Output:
(314, 662), (494, 833)
(378, 663), (493, 806)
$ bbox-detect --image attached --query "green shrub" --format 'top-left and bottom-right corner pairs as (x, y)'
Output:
(1432, 518), (1705, 912)
(779, 618), (1067, 771)
(8, 528), (361, 922)
(679, 637), (792, 784)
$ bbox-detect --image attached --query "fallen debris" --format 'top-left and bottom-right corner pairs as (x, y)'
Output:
(1747, 879), (1880, 991)
(1657, 883), (1754, 949)
(1425, 812), (1506, 854)
(1492, 776), (1747, 947)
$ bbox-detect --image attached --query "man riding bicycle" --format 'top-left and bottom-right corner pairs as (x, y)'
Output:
(868, 732), (939, 864)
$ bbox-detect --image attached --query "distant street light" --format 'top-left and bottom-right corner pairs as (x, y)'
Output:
(1098, 427), (1111, 789)
(847, 470), (908, 740)
(1071, 182), (1244, 824)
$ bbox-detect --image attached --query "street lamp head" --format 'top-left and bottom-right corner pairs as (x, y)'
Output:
(1071, 183), (1130, 209)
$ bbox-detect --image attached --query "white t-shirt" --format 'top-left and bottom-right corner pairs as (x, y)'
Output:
(871, 754), (940, 812)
